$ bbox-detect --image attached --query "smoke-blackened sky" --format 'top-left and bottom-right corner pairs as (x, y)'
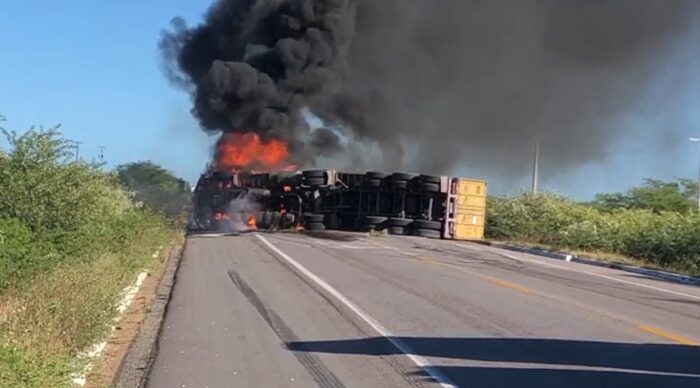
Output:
(161, 0), (700, 178)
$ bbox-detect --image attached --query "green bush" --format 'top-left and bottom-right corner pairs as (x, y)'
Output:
(0, 125), (177, 386)
(0, 127), (153, 287)
(0, 219), (52, 289)
(0, 128), (132, 236)
(487, 193), (700, 273)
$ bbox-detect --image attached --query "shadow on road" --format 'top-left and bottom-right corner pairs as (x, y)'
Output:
(287, 337), (700, 387)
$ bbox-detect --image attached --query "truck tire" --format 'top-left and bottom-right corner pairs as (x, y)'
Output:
(363, 216), (388, 226)
(387, 226), (409, 235)
(305, 177), (325, 186)
(419, 174), (441, 184)
(303, 213), (325, 223)
(391, 180), (408, 190)
(387, 218), (413, 227)
(413, 228), (441, 239)
(365, 172), (387, 179)
(392, 172), (417, 181)
(413, 220), (442, 230)
(364, 178), (382, 188)
(305, 222), (326, 231)
(420, 183), (440, 193)
(303, 170), (325, 178)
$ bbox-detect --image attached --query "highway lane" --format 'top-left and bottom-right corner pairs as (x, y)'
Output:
(147, 231), (700, 388)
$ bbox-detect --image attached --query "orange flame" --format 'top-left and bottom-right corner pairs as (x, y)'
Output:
(216, 132), (290, 171)
(247, 215), (257, 230)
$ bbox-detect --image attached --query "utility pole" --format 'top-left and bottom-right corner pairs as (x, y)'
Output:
(74, 141), (83, 161)
(532, 140), (540, 194)
(691, 137), (700, 209)
(98, 146), (105, 162)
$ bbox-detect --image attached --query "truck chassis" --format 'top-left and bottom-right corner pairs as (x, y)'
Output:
(192, 169), (486, 240)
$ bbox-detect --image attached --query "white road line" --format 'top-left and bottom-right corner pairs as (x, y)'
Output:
(256, 234), (457, 388)
(493, 250), (700, 302)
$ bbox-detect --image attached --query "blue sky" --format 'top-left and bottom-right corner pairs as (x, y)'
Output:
(1, 1), (699, 199)
(0, 1), (214, 183)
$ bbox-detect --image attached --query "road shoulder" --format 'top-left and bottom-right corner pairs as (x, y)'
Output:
(107, 242), (184, 388)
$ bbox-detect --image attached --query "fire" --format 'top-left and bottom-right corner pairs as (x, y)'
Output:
(216, 132), (290, 171)
(247, 215), (257, 230)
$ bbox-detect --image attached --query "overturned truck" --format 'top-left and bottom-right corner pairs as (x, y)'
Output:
(191, 169), (487, 240)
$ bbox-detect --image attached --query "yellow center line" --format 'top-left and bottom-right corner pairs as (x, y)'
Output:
(416, 256), (440, 265)
(485, 277), (534, 294)
(416, 255), (534, 294)
(636, 324), (698, 346)
(369, 238), (699, 347)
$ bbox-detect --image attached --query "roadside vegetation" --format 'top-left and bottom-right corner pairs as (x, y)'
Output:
(486, 179), (700, 275)
(0, 124), (188, 387)
(116, 161), (191, 220)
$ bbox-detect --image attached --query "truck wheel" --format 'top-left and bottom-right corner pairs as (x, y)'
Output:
(305, 177), (325, 186)
(363, 216), (387, 231)
(420, 183), (440, 193)
(363, 216), (388, 226)
(413, 220), (442, 230)
(387, 218), (412, 227)
(303, 213), (325, 223)
(365, 171), (387, 179)
(303, 170), (325, 178)
(391, 180), (408, 190)
(305, 222), (326, 231)
(419, 174), (441, 184)
(392, 172), (417, 181)
(387, 226), (408, 235)
(364, 179), (382, 188)
(413, 228), (441, 239)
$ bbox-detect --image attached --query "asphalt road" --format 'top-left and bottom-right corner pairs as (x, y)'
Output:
(147, 231), (700, 388)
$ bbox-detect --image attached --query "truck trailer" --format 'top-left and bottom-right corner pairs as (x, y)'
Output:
(191, 169), (487, 240)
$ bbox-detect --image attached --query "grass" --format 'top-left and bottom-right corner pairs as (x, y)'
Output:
(0, 226), (173, 388)
(495, 239), (700, 277)
(0, 126), (189, 387)
(486, 193), (700, 276)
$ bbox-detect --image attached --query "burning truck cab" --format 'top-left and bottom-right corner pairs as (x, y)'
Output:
(191, 168), (488, 241)
(191, 170), (269, 232)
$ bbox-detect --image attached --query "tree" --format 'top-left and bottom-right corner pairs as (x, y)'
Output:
(116, 161), (191, 218)
(0, 127), (132, 233)
(593, 178), (698, 213)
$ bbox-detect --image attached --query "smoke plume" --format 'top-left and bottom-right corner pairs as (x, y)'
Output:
(160, 0), (700, 178)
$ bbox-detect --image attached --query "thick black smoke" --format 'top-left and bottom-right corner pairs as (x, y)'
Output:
(159, 0), (355, 166)
(161, 0), (700, 177)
